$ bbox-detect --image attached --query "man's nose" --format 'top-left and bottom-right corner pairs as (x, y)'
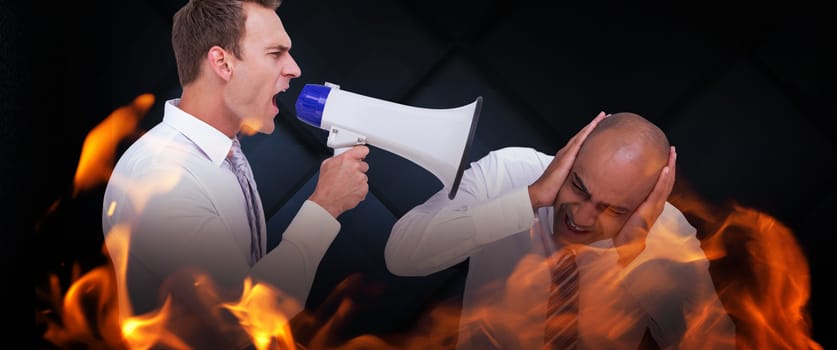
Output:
(283, 54), (302, 78)
(572, 201), (599, 227)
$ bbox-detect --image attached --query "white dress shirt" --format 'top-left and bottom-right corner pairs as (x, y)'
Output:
(386, 147), (735, 349)
(102, 99), (339, 320)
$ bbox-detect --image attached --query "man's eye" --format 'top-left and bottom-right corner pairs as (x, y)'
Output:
(608, 207), (628, 216)
(269, 52), (281, 57)
(571, 182), (590, 200)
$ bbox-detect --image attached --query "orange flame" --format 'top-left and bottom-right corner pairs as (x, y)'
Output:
(104, 225), (191, 350)
(40, 94), (823, 349)
(73, 93), (154, 196)
(37, 195), (824, 350)
(222, 278), (299, 350)
(40, 95), (301, 349)
(333, 189), (818, 350)
(671, 186), (822, 350)
(240, 121), (261, 136)
(39, 261), (125, 349)
(39, 222), (304, 349)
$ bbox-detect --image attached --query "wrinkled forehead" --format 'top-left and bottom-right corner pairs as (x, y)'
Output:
(574, 135), (662, 206)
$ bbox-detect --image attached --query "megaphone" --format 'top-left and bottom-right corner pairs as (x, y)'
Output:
(294, 82), (482, 200)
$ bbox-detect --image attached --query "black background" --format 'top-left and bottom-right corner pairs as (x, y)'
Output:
(11, 0), (834, 348)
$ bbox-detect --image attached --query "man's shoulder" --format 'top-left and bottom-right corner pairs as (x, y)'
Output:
(475, 146), (552, 170)
(646, 202), (703, 254)
(463, 147), (551, 193)
(118, 124), (194, 164)
(656, 202), (697, 237)
(484, 146), (549, 158)
(110, 123), (208, 183)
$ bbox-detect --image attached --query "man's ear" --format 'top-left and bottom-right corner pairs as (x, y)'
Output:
(208, 46), (232, 81)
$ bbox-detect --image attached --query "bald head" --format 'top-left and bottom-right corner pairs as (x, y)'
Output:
(580, 112), (670, 172)
(551, 112), (672, 245)
(572, 112), (670, 214)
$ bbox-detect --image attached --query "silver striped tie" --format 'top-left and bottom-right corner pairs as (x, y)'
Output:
(228, 137), (265, 266)
(544, 249), (579, 349)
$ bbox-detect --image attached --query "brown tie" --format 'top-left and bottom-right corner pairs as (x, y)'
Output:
(228, 137), (265, 265)
(544, 249), (579, 349)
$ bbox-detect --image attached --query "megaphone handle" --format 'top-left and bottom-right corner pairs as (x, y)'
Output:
(327, 127), (366, 157)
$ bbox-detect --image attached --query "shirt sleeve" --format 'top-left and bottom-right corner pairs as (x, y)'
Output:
(385, 149), (537, 277)
(104, 163), (340, 322)
(249, 200), (340, 316)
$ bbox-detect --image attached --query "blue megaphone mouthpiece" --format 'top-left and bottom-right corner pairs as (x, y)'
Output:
(295, 84), (333, 128)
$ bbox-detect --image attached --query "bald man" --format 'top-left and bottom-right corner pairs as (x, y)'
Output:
(385, 112), (735, 349)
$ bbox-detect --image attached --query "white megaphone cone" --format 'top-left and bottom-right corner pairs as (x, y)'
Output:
(295, 82), (482, 200)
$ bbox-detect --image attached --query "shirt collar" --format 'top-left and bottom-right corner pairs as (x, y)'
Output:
(163, 99), (234, 166)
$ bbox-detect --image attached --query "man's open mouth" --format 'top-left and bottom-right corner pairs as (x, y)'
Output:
(565, 214), (590, 234)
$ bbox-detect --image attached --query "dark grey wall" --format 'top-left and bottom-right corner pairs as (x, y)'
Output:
(27, 0), (834, 348)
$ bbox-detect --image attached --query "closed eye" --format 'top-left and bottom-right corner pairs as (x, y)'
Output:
(607, 207), (630, 216)
(572, 181), (585, 193)
(571, 173), (590, 198)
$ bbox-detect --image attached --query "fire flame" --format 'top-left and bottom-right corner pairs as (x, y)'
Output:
(39, 95), (302, 349)
(37, 95), (823, 349)
(73, 93), (154, 197)
(222, 278), (298, 350)
(38, 258), (124, 349)
(38, 222), (302, 349)
(106, 224), (191, 350)
(671, 189), (822, 350)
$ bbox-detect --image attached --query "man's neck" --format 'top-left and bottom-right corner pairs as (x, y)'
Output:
(178, 84), (240, 138)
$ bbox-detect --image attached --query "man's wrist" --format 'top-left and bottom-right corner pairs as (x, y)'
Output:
(528, 184), (543, 210)
(308, 195), (341, 218)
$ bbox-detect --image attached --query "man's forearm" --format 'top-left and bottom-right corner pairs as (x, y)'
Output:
(385, 187), (535, 276)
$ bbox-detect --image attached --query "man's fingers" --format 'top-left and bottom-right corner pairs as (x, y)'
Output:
(569, 112), (606, 146)
(344, 145), (370, 160)
(532, 111), (609, 209)
(358, 160), (370, 173)
(564, 111), (608, 154)
(644, 146), (677, 208)
(665, 146), (676, 193)
(658, 146), (677, 197)
(549, 111), (609, 175)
